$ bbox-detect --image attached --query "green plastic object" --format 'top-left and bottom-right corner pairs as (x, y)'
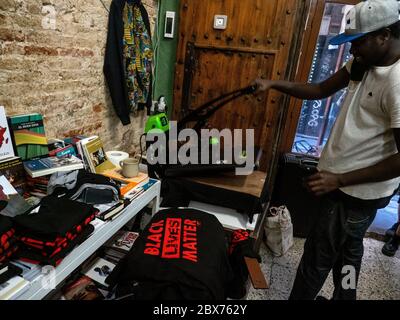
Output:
(209, 137), (220, 145)
(145, 113), (170, 133)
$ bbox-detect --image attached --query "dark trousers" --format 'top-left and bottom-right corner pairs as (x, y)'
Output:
(289, 193), (378, 300)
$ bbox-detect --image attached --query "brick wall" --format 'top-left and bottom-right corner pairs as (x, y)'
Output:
(0, 0), (158, 155)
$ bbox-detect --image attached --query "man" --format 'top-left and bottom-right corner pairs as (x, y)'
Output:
(254, 0), (400, 300)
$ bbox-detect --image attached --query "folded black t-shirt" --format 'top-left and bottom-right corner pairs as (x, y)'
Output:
(0, 215), (13, 234)
(13, 196), (96, 239)
(17, 224), (95, 266)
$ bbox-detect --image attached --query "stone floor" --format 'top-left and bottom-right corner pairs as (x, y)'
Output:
(247, 237), (400, 300)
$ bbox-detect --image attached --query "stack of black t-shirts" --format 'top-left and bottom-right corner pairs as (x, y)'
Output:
(0, 215), (18, 263)
(13, 196), (98, 266)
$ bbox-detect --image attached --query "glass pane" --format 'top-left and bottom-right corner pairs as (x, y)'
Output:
(292, 3), (354, 156)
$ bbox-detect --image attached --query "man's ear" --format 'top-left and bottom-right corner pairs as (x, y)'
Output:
(382, 28), (392, 41)
(376, 28), (391, 47)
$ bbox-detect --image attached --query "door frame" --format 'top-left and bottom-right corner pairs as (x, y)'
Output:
(278, 0), (359, 155)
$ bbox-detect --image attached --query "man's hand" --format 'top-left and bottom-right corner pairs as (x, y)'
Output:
(305, 170), (344, 196)
(253, 78), (274, 92)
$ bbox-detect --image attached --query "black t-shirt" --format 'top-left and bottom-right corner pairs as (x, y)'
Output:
(106, 208), (234, 300)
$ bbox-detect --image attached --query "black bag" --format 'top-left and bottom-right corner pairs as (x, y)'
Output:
(271, 152), (320, 238)
(52, 170), (120, 205)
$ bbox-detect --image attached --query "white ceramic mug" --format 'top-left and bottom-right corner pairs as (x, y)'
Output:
(119, 157), (139, 178)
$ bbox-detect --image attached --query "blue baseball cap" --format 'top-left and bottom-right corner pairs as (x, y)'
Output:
(329, 0), (400, 46)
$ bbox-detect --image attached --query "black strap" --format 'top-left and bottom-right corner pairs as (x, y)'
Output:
(350, 60), (367, 81)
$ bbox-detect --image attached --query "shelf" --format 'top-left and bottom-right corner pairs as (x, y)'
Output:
(14, 180), (161, 300)
(187, 201), (259, 231)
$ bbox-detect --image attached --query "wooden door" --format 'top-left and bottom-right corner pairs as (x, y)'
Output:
(173, 0), (307, 175)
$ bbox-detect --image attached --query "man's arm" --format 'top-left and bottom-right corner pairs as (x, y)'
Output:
(254, 66), (350, 100)
(307, 128), (400, 196)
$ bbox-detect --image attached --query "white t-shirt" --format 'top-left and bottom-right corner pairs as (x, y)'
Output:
(318, 58), (400, 200)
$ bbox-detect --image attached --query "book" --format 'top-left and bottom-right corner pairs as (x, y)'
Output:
(8, 113), (48, 161)
(76, 135), (98, 171)
(105, 230), (139, 254)
(0, 156), (27, 195)
(0, 175), (31, 217)
(103, 248), (125, 262)
(48, 138), (76, 158)
(123, 179), (156, 201)
(25, 176), (49, 198)
(0, 263), (23, 286)
(10, 260), (41, 282)
(0, 106), (15, 161)
(63, 135), (87, 157)
(0, 275), (30, 300)
(23, 155), (84, 178)
(83, 257), (116, 287)
(81, 136), (115, 174)
(62, 275), (103, 300)
(102, 168), (148, 186)
(96, 200), (125, 221)
(123, 185), (145, 201)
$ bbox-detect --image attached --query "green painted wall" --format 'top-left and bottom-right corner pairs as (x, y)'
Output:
(153, 0), (180, 119)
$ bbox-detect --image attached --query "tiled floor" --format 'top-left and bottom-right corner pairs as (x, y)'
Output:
(247, 237), (400, 300)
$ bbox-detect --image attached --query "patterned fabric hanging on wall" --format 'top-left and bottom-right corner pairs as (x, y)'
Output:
(123, 2), (153, 113)
(104, 0), (153, 125)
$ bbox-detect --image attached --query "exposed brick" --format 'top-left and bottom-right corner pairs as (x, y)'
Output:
(0, 98), (12, 109)
(58, 47), (94, 57)
(0, 28), (25, 41)
(0, 0), (17, 12)
(60, 127), (84, 138)
(0, 0), (157, 156)
(0, 13), (7, 24)
(1, 42), (25, 55)
(24, 45), (58, 56)
(27, 3), (41, 14)
(92, 103), (103, 113)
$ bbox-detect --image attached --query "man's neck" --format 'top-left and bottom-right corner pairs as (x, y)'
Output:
(376, 42), (400, 66)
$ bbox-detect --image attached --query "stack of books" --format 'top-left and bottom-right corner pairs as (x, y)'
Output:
(0, 156), (27, 196)
(103, 230), (139, 264)
(102, 170), (149, 196)
(123, 179), (157, 201)
(0, 106), (29, 199)
(23, 155), (84, 178)
(25, 175), (50, 198)
(61, 275), (104, 300)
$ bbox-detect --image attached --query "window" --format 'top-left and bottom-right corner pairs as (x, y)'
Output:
(292, 3), (354, 156)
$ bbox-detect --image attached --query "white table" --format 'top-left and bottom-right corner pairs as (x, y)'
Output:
(14, 179), (161, 300)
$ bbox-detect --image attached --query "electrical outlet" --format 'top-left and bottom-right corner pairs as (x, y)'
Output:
(213, 15), (228, 30)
